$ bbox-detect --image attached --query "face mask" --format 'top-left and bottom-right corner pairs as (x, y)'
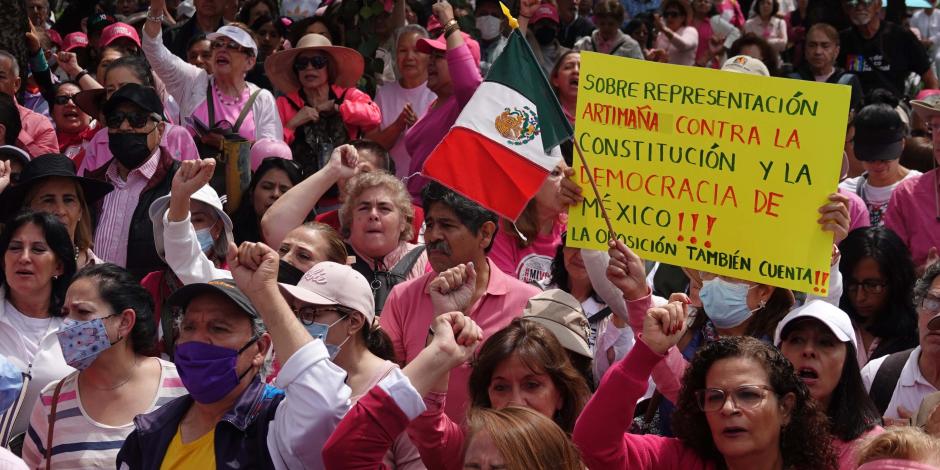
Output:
(534, 27), (557, 45)
(476, 16), (502, 40)
(305, 315), (348, 360)
(56, 313), (121, 370)
(195, 227), (215, 253)
(174, 336), (259, 404)
(109, 129), (155, 170)
(698, 278), (760, 329)
(277, 259), (304, 285)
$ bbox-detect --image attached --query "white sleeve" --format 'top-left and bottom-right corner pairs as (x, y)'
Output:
(860, 356), (886, 392)
(252, 89), (283, 141)
(806, 257), (842, 307)
(592, 321), (635, 385)
(377, 368), (426, 420)
(162, 211), (232, 284)
(267, 340), (351, 470)
(581, 249), (628, 321)
(142, 29), (204, 112)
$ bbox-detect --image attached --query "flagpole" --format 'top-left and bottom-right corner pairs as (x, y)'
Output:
(572, 139), (616, 238)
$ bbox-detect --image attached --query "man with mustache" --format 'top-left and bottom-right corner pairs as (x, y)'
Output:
(837, 0), (938, 99)
(379, 182), (540, 423)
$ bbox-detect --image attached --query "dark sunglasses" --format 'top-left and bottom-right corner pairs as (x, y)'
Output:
(105, 111), (155, 129)
(664, 10), (683, 17)
(293, 55), (330, 71)
(53, 94), (77, 106)
(211, 40), (253, 55)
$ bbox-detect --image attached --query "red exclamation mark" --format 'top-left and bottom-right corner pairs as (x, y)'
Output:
(813, 271), (821, 292)
(819, 272), (829, 295)
(690, 213), (699, 245)
(677, 212), (685, 242)
(704, 216), (717, 248)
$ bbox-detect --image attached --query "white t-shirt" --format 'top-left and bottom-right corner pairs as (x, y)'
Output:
(3, 301), (55, 359)
(838, 170), (922, 225)
(373, 81), (437, 179)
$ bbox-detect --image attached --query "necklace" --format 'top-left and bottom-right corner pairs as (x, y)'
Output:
(82, 356), (139, 391)
(215, 84), (245, 107)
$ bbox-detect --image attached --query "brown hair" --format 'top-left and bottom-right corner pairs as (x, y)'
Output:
(468, 318), (591, 432)
(25, 178), (94, 253)
(464, 407), (585, 470)
(550, 50), (581, 95)
(807, 23), (839, 46)
(593, 0), (625, 22)
(856, 427), (940, 466)
(338, 171), (414, 242)
(298, 221), (348, 263)
(661, 0), (693, 26)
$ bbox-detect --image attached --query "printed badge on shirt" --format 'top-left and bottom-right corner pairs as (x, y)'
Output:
(846, 54), (891, 73)
(516, 254), (554, 284)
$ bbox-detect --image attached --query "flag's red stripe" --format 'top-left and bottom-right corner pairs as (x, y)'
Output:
(422, 127), (550, 221)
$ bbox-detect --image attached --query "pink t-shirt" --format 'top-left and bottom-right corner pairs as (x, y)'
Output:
(489, 218), (565, 284)
(884, 169), (940, 267)
(378, 258), (539, 424)
(190, 83), (256, 142)
(834, 427), (884, 470)
(840, 187), (872, 233)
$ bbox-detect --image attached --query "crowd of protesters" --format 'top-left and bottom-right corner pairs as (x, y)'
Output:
(0, 0), (937, 468)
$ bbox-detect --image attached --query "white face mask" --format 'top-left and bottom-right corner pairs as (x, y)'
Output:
(476, 16), (502, 41)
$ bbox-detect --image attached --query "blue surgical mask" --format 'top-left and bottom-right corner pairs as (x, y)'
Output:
(305, 315), (349, 360)
(56, 314), (120, 370)
(699, 278), (760, 329)
(195, 227), (214, 253)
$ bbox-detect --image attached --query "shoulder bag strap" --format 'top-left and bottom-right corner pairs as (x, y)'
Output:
(870, 348), (915, 416)
(390, 245), (426, 277)
(44, 375), (70, 470)
(205, 81), (216, 127)
(232, 89), (262, 134)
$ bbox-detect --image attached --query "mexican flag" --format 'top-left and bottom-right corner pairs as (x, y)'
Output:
(421, 29), (573, 221)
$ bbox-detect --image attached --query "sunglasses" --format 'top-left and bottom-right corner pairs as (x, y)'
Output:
(53, 94), (77, 106)
(293, 55), (330, 71)
(695, 384), (774, 412)
(846, 0), (876, 7)
(664, 10), (683, 17)
(105, 110), (155, 130)
(210, 40), (253, 55)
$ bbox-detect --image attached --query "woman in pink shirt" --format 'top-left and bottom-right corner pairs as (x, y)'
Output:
(655, 0), (700, 65)
(573, 304), (837, 470)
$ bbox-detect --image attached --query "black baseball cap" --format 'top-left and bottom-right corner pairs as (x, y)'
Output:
(102, 83), (165, 120)
(852, 103), (905, 162)
(167, 279), (260, 320)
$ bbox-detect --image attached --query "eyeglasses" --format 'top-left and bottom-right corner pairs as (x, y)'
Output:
(695, 384), (774, 412)
(846, 0), (876, 7)
(292, 305), (353, 326)
(53, 94), (76, 106)
(921, 295), (940, 314)
(210, 40), (253, 55)
(293, 55), (330, 71)
(663, 10), (683, 17)
(846, 279), (887, 295)
(105, 110), (155, 129)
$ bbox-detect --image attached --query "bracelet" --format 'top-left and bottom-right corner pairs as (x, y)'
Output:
(74, 70), (89, 82)
(146, 8), (164, 23)
(444, 20), (461, 38)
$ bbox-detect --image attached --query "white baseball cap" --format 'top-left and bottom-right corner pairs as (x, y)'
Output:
(279, 262), (376, 323)
(774, 300), (858, 352)
(207, 25), (258, 56)
(721, 55), (770, 77)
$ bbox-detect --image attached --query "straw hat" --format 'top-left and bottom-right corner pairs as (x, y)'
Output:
(264, 33), (364, 92)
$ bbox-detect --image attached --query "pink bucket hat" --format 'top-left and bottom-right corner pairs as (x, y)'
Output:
(249, 138), (292, 172)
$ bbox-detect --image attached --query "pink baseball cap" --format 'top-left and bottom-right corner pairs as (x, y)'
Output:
(531, 3), (560, 24)
(427, 15), (443, 33)
(279, 261), (376, 322)
(63, 32), (90, 52)
(416, 32), (481, 66)
(99, 22), (141, 48)
(249, 138), (292, 172)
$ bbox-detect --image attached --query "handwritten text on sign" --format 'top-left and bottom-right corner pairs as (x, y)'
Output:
(566, 53), (849, 294)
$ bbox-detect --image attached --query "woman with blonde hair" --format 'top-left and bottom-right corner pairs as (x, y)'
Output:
(463, 407), (585, 470)
(856, 426), (940, 468)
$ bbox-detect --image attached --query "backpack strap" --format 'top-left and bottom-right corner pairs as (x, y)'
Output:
(205, 81), (216, 127)
(587, 305), (613, 325)
(233, 88), (262, 134)
(390, 245), (426, 278)
(870, 348), (914, 416)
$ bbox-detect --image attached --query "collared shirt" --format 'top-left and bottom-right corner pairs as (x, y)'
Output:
(94, 149), (160, 267)
(379, 258), (540, 423)
(861, 346), (939, 419)
(16, 104), (58, 157)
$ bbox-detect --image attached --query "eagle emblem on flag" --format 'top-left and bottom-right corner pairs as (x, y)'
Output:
(495, 106), (541, 145)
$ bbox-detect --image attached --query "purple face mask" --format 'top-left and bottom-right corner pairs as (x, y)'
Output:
(174, 336), (259, 404)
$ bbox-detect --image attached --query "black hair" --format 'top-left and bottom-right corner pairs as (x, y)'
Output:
(421, 182), (499, 252)
(779, 322), (882, 441)
(854, 102), (903, 134)
(625, 13), (655, 49)
(231, 157), (303, 244)
(756, 0), (780, 17)
(350, 139), (395, 174)
(865, 88), (900, 108)
(549, 232), (603, 304)
(237, 0), (280, 25)
(105, 55), (155, 87)
(361, 322), (396, 361)
(186, 33), (210, 52)
(838, 226), (918, 357)
(0, 94), (22, 146)
(0, 211), (77, 316)
(71, 263), (157, 355)
(288, 16), (341, 47)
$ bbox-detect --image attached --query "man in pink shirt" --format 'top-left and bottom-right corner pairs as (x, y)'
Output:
(379, 182), (540, 423)
(0, 50), (57, 157)
(887, 95), (940, 271)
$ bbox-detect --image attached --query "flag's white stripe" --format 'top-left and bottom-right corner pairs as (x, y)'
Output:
(454, 81), (561, 172)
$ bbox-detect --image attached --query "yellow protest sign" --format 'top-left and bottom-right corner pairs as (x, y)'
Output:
(566, 53), (850, 294)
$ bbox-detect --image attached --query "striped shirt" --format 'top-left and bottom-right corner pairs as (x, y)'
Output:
(93, 150), (160, 267)
(22, 358), (186, 469)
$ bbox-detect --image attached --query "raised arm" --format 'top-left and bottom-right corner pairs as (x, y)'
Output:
(142, 0), (204, 105)
(260, 144), (358, 247)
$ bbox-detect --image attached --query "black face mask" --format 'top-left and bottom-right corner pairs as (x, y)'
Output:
(109, 130), (155, 170)
(534, 27), (557, 45)
(277, 259), (304, 285)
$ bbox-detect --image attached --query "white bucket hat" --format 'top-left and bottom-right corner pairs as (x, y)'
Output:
(148, 184), (234, 259)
